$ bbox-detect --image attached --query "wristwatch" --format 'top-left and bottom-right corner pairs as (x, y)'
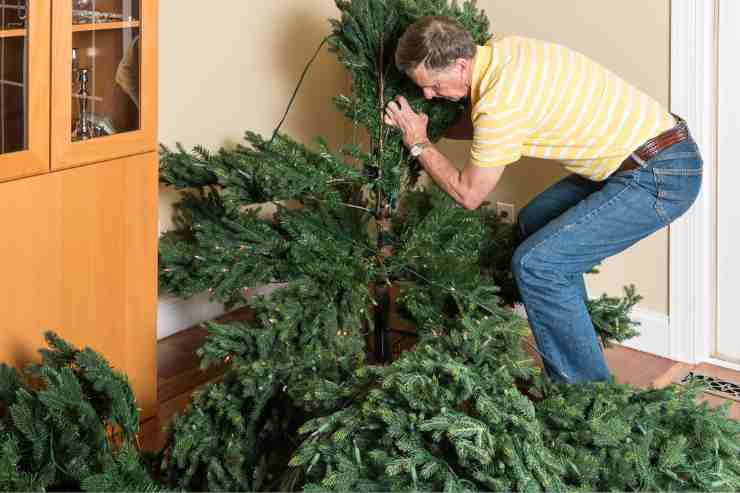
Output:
(409, 140), (431, 158)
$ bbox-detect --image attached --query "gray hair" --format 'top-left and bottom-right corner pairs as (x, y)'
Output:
(395, 16), (476, 74)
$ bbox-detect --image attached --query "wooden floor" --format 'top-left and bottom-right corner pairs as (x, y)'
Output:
(140, 308), (252, 452)
(139, 316), (740, 452)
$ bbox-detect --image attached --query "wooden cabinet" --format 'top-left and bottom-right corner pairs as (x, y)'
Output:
(0, 1), (158, 419)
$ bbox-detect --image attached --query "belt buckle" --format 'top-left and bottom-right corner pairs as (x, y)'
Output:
(629, 151), (647, 168)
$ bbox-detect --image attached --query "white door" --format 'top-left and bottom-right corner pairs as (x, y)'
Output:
(715, 0), (740, 364)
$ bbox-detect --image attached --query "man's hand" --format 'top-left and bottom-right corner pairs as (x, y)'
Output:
(385, 98), (504, 211)
(384, 95), (429, 147)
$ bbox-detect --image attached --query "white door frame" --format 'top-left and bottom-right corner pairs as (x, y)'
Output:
(670, 0), (739, 371)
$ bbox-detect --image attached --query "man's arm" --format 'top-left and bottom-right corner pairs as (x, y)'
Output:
(444, 104), (474, 140)
(416, 145), (505, 210)
(385, 95), (504, 210)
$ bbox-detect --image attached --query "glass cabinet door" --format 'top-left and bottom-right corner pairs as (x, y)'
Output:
(0, 1), (50, 182)
(52, 0), (157, 170)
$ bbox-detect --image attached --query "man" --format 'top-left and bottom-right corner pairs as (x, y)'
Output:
(384, 16), (702, 384)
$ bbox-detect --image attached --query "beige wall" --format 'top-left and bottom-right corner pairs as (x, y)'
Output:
(159, 0), (346, 231)
(159, 0), (671, 318)
(158, 1), (347, 337)
(438, 0), (671, 314)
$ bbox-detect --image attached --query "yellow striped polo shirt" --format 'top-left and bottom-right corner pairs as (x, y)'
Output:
(469, 35), (675, 181)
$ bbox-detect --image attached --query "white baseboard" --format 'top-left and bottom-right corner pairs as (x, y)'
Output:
(618, 308), (672, 359)
(157, 294), (225, 340)
(157, 290), (672, 364)
(513, 303), (672, 360)
(156, 283), (289, 340)
(703, 356), (740, 373)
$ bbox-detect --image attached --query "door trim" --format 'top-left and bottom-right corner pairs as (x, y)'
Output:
(669, 0), (718, 365)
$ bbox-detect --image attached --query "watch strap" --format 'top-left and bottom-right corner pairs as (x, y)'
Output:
(410, 140), (431, 157)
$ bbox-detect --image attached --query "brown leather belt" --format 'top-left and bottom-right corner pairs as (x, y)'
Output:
(617, 115), (690, 172)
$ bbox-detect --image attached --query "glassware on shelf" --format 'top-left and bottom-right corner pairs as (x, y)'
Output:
(73, 9), (127, 25)
(72, 68), (115, 141)
(73, 0), (136, 25)
(72, 68), (91, 140)
(71, 47), (80, 94)
(71, 0), (91, 24)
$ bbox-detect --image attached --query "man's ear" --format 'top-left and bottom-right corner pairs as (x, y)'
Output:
(406, 65), (421, 85)
(455, 58), (469, 82)
(454, 58), (471, 81)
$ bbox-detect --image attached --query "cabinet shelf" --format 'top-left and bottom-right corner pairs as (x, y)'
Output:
(72, 20), (140, 32)
(0, 28), (26, 38)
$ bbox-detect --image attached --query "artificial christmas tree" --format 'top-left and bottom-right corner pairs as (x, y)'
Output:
(155, 0), (740, 491)
(0, 332), (163, 492)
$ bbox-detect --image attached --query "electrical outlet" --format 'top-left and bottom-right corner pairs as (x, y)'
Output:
(496, 202), (515, 224)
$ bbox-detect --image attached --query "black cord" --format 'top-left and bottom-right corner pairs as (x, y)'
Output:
(269, 36), (333, 146)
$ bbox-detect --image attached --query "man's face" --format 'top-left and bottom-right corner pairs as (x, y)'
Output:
(409, 60), (469, 102)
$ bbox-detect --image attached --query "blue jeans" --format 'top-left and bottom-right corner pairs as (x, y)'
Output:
(512, 136), (703, 384)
